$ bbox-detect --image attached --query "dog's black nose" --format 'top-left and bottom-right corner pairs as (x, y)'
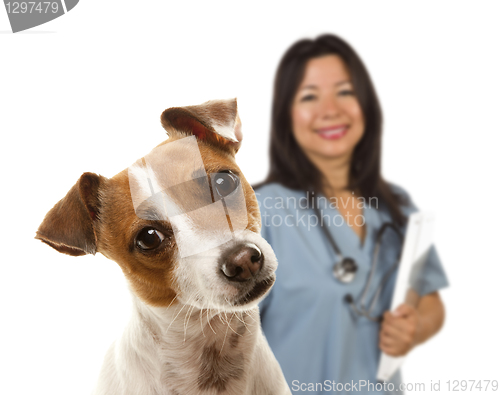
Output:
(220, 244), (263, 282)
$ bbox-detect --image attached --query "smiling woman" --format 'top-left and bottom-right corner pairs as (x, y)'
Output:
(254, 34), (449, 395)
(292, 55), (365, 162)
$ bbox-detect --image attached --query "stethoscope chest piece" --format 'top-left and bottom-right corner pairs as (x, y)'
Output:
(314, 199), (403, 321)
(333, 257), (358, 283)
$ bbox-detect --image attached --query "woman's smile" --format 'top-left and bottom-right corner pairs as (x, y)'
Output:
(315, 124), (349, 140)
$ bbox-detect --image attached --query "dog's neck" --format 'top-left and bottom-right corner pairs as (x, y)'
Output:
(116, 293), (261, 394)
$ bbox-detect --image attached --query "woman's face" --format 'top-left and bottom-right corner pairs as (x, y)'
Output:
(292, 55), (365, 163)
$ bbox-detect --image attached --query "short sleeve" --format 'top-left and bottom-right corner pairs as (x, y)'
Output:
(409, 244), (449, 296)
(389, 183), (450, 295)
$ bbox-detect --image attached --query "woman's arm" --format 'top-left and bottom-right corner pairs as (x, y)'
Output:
(379, 291), (445, 356)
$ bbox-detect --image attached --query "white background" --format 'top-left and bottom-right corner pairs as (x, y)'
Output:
(1, 1), (499, 394)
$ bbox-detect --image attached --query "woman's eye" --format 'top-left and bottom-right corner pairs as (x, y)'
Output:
(211, 172), (239, 199)
(136, 228), (165, 250)
(338, 89), (354, 96)
(300, 94), (316, 102)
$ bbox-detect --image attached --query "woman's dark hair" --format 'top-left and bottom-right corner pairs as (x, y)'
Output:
(255, 34), (408, 226)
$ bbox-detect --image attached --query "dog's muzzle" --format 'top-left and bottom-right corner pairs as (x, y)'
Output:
(218, 242), (274, 305)
(220, 243), (263, 282)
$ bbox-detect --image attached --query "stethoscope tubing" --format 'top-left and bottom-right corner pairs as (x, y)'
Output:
(313, 201), (404, 322)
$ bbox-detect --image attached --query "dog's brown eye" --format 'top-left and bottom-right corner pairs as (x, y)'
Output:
(212, 172), (239, 199)
(136, 228), (165, 250)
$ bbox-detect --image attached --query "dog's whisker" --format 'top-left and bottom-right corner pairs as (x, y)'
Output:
(217, 309), (226, 325)
(224, 295), (234, 309)
(225, 312), (242, 337)
(245, 310), (258, 323)
(185, 295), (198, 325)
(234, 312), (252, 335)
(235, 311), (246, 324)
(165, 302), (188, 336)
(238, 312), (247, 329)
(183, 298), (197, 342)
(219, 314), (232, 356)
(238, 311), (253, 335)
(206, 308), (217, 335)
(199, 307), (206, 338)
(222, 310), (229, 326)
(165, 294), (178, 310)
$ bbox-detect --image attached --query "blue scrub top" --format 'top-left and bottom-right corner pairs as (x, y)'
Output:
(255, 182), (449, 395)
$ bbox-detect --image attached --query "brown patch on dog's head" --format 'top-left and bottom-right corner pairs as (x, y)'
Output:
(161, 98), (242, 154)
(95, 171), (179, 306)
(35, 170), (179, 307)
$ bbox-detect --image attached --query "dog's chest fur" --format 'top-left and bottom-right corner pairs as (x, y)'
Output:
(95, 296), (280, 395)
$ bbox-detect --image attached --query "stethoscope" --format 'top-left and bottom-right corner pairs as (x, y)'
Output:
(313, 203), (403, 323)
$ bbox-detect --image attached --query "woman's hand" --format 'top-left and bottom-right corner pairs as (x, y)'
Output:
(379, 292), (445, 357)
(379, 304), (420, 356)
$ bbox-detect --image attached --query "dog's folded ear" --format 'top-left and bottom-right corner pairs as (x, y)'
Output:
(160, 98), (243, 154)
(35, 172), (105, 256)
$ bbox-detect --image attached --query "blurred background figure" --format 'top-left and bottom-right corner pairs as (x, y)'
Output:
(254, 34), (448, 394)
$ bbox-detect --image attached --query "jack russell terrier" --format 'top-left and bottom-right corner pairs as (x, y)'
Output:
(36, 99), (291, 395)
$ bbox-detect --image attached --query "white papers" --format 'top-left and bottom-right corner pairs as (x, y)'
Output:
(376, 212), (435, 382)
